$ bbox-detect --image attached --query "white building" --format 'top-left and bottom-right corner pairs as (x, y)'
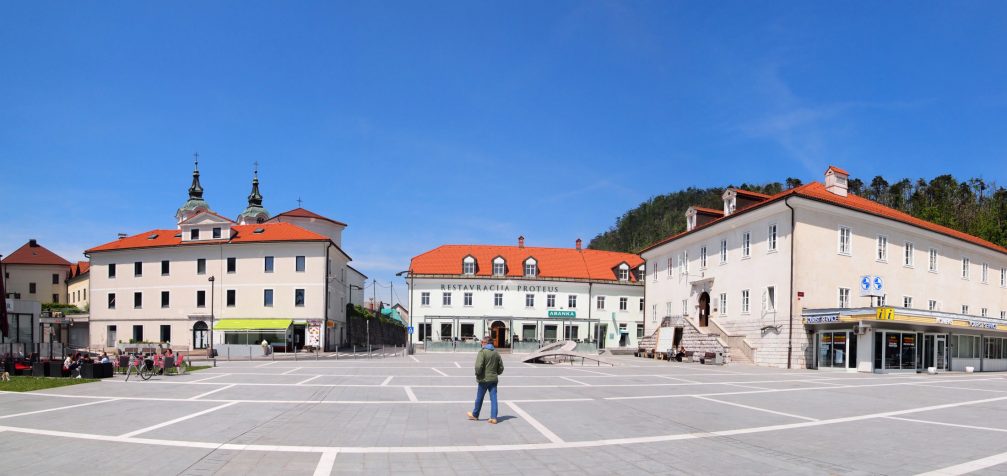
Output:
(642, 166), (1007, 372)
(407, 237), (646, 352)
(1, 239), (71, 305)
(84, 162), (357, 353)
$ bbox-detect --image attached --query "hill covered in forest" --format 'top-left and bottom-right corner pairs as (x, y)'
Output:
(587, 175), (1007, 254)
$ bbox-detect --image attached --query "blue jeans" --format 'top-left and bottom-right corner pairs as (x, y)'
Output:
(472, 381), (498, 419)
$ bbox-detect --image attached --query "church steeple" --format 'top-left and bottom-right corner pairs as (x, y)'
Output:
(175, 153), (213, 227)
(237, 162), (270, 225)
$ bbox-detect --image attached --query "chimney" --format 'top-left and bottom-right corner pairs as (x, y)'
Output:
(518, 236), (525, 248)
(28, 239), (38, 247)
(825, 166), (849, 197)
(575, 238), (582, 250)
(117, 233), (127, 240)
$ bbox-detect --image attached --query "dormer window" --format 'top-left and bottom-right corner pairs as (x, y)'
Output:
(617, 263), (630, 281)
(190, 229), (200, 240)
(213, 227), (222, 239)
(462, 256), (476, 275)
(492, 257), (506, 276)
(524, 258), (538, 277)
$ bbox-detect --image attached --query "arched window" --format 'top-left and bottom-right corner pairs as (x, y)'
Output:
(462, 256), (476, 275)
(492, 257), (506, 276)
(524, 258), (537, 277)
(617, 263), (630, 281)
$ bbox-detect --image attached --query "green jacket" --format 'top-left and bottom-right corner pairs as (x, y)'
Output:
(475, 347), (504, 383)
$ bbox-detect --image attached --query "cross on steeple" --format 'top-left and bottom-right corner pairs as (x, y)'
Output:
(193, 152), (199, 168)
(297, 197), (303, 207)
(253, 160), (259, 176)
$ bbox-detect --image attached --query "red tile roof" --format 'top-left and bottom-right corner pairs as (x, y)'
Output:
(691, 207), (724, 216)
(271, 208), (347, 227)
(733, 189), (771, 199)
(643, 182), (1007, 256)
(826, 165), (849, 176)
(2, 241), (72, 266)
(410, 245), (644, 282)
(69, 261), (90, 278)
(86, 222), (331, 253)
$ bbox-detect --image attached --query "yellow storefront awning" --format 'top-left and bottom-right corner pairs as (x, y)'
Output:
(213, 319), (292, 331)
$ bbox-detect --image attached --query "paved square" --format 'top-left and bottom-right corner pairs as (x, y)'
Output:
(2, 353), (1007, 475)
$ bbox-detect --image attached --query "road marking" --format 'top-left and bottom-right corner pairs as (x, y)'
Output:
(297, 375), (323, 385)
(381, 376), (394, 386)
(409, 356), (420, 363)
(188, 384), (236, 400)
(910, 382), (1007, 394)
(454, 362), (461, 368)
(432, 368), (449, 377)
(917, 449), (1007, 475)
(659, 375), (700, 384)
(721, 382), (770, 390)
(119, 401), (238, 438)
(282, 367), (301, 375)
(885, 416), (1007, 433)
(256, 361), (279, 368)
(314, 451), (338, 476)
(0, 399), (118, 420)
(187, 373), (230, 383)
(404, 387), (418, 402)
(569, 368), (615, 376)
(560, 376), (590, 386)
(693, 396), (818, 421)
(505, 401), (564, 444)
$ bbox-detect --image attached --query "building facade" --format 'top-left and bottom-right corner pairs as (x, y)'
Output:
(642, 166), (1007, 371)
(407, 238), (646, 352)
(1, 239), (71, 305)
(84, 162), (357, 352)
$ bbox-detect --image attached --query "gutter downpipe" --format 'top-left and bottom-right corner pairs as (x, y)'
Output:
(324, 244), (330, 352)
(785, 196), (796, 369)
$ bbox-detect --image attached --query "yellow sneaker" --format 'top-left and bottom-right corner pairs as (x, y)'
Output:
(467, 412), (477, 420)
(488, 418), (497, 424)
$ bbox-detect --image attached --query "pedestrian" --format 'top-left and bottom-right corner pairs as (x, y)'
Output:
(467, 335), (504, 424)
(261, 339), (270, 356)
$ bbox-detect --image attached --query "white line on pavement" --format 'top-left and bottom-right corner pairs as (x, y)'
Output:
(568, 368), (615, 376)
(0, 399), (119, 420)
(282, 367), (302, 375)
(314, 451), (338, 476)
(560, 376), (590, 386)
(297, 375), (323, 385)
(693, 396), (819, 422)
(381, 376), (393, 386)
(187, 373), (231, 383)
(119, 401), (239, 438)
(916, 449), (1007, 475)
(721, 383), (771, 390)
(505, 401), (564, 444)
(432, 368), (448, 377)
(257, 361), (279, 368)
(454, 362), (461, 368)
(409, 356), (420, 363)
(885, 416), (1007, 433)
(404, 387), (418, 402)
(188, 384), (236, 400)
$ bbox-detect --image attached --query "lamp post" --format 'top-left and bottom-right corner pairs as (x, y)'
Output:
(395, 270), (412, 354)
(208, 275), (216, 367)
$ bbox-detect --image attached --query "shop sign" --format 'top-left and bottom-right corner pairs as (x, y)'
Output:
(969, 321), (997, 330)
(936, 317), (954, 325)
(876, 307), (895, 320)
(805, 315), (839, 324)
(548, 310), (576, 318)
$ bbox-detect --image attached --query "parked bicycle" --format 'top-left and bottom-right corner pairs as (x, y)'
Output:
(124, 354), (158, 381)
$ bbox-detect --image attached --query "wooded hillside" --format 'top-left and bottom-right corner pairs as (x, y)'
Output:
(587, 175), (1007, 254)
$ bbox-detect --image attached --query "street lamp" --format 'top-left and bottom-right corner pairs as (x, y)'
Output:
(208, 275), (216, 367)
(395, 270), (413, 354)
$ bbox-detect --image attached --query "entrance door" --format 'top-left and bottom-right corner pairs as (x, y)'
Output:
(598, 324), (608, 349)
(192, 321), (207, 349)
(936, 336), (947, 370)
(698, 292), (710, 327)
(491, 321), (507, 348)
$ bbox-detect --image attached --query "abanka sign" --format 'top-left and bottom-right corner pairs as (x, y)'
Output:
(548, 310), (576, 318)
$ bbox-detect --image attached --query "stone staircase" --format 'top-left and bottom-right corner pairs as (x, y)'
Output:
(638, 315), (732, 363)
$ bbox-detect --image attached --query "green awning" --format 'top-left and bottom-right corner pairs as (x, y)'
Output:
(213, 319), (292, 331)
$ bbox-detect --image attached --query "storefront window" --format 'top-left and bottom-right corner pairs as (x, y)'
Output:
(544, 325), (557, 341)
(901, 334), (916, 369)
(522, 325), (536, 341)
(818, 332), (852, 369)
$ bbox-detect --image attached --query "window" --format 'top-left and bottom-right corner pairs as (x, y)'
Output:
(683, 250), (689, 274)
(134, 292), (142, 309)
(838, 288), (850, 308)
(525, 294), (535, 308)
(682, 299), (689, 316)
(618, 267), (630, 281)
(929, 248), (939, 272)
(741, 290), (750, 314)
(742, 232), (751, 258)
(464, 292), (473, 306)
(524, 260), (537, 277)
(547, 294), (556, 308)
(597, 296), (605, 310)
(904, 242), (914, 267)
(294, 289), (305, 307)
(765, 286), (776, 312)
(212, 227), (222, 239)
(161, 291), (169, 308)
(51, 273), (59, 284)
(1002, 311), (1006, 320)
(264, 289), (273, 307)
(296, 256), (305, 272)
(52, 293), (58, 303)
(637, 324), (645, 339)
(191, 229), (200, 240)
(196, 290), (206, 308)
(492, 259), (505, 276)
(962, 257), (970, 280)
(700, 246), (707, 268)
(720, 239), (728, 263)
(494, 293), (503, 307)
(666, 257), (673, 277)
(108, 293), (116, 309)
(462, 257), (476, 275)
(442, 292), (452, 306)
(264, 256), (274, 273)
(160, 325), (171, 343)
(929, 300), (938, 311)
(962, 305), (970, 315)
(134, 261), (142, 276)
(132, 325), (143, 342)
(982, 307), (988, 317)
(619, 297), (628, 311)
(226, 290), (236, 307)
(651, 304), (657, 322)
(719, 293), (727, 315)
(982, 263), (988, 283)
(28, 282), (36, 294)
(768, 224), (778, 252)
(226, 257), (236, 273)
(197, 258), (206, 275)
(876, 235), (887, 262)
(903, 296), (913, 308)
(879, 294), (887, 306)
(639, 298), (645, 312)
(108, 263), (116, 278)
(568, 295), (577, 308)
(838, 227), (851, 255)
(1003, 268), (1007, 287)
(421, 292), (430, 306)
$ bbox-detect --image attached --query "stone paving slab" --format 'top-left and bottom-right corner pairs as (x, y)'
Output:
(1, 398), (220, 436)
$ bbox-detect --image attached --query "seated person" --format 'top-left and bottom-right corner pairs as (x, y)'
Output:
(675, 345), (686, 362)
(99, 352), (110, 364)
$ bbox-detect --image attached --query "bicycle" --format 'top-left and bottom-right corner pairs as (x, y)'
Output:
(124, 354), (159, 381)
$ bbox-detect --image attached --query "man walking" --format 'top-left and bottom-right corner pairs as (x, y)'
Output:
(468, 335), (504, 424)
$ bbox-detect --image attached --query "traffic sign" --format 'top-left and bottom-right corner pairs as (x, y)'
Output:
(407, 326), (414, 335)
(859, 275), (885, 297)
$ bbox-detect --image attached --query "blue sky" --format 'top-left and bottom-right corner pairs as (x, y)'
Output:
(2, 2), (1006, 305)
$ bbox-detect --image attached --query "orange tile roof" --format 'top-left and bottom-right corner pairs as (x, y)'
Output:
(410, 245), (644, 282)
(643, 182), (1007, 256)
(69, 261), (90, 278)
(826, 165), (849, 175)
(86, 222), (331, 253)
(2, 241), (72, 266)
(691, 207), (724, 216)
(271, 208), (347, 227)
(733, 189), (771, 199)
